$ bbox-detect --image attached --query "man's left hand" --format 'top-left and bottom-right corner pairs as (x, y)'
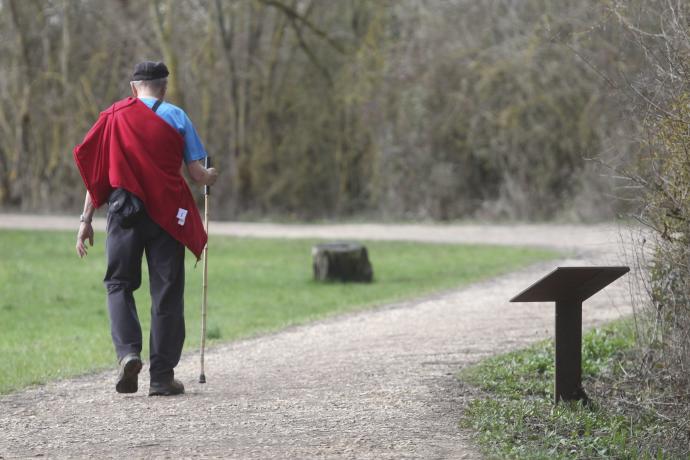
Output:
(76, 222), (94, 258)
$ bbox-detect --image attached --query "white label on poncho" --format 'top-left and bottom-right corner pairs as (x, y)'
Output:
(177, 208), (188, 226)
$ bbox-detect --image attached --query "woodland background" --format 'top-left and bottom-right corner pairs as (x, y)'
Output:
(0, 0), (661, 221)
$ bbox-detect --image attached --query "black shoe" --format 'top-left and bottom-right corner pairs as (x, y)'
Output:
(115, 353), (142, 394)
(149, 378), (185, 396)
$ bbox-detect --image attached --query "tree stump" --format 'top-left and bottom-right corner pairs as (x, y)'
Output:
(312, 242), (373, 282)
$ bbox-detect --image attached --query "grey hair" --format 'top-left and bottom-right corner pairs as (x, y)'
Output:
(130, 77), (168, 95)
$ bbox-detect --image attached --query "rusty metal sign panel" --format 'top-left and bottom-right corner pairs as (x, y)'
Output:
(510, 266), (630, 303)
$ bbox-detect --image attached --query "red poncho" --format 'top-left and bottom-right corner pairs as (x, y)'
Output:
(73, 97), (207, 259)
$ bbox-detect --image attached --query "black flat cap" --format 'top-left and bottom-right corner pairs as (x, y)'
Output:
(132, 61), (169, 81)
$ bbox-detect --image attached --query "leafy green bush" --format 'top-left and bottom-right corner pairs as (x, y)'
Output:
(608, 1), (690, 453)
(644, 94), (690, 387)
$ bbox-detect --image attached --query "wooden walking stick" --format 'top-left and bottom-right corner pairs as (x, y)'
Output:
(199, 155), (211, 384)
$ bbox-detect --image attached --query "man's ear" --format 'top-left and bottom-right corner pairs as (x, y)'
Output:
(130, 83), (138, 97)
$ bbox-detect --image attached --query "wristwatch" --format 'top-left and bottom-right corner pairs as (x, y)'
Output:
(80, 214), (92, 224)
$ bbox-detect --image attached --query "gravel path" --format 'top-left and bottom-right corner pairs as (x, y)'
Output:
(1, 213), (619, 250)
(0, 216), (633, 459)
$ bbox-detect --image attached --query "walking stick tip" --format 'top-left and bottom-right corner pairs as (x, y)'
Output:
(199, 373), (206, 384)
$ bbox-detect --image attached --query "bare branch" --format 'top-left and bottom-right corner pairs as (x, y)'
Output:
(258, 0), (346, 54)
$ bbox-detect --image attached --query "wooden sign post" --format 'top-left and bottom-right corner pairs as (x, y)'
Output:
(511, 266), (629, 403)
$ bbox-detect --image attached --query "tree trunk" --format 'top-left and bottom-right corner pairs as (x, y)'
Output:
(312, 242), (373, 282)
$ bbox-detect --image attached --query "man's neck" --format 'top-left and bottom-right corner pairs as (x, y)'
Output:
(137, 93), (162, 100)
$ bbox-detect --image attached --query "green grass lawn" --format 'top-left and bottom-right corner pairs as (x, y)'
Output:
(459, 321), (679, 459)
(0, 229), (556, 394)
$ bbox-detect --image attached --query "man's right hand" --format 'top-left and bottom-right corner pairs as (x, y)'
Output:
(205, 167), (219, 186)
(76, 222), (94, 258)
(187, 160), (219, 186)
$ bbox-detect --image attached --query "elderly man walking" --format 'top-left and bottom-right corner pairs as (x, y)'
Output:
(74, 61), (218, 396)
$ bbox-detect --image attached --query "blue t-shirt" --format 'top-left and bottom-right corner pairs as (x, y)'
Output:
(139, 97), (207, 164)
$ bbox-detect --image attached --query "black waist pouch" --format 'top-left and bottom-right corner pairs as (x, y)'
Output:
(108, 188), (145, 228)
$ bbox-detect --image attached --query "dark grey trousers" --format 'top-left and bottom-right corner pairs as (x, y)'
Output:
(104, 211), (186, 383)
